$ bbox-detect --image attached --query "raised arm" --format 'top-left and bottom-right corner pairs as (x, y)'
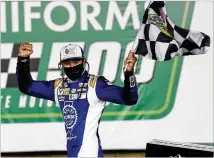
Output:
(16, 43), (55, 101)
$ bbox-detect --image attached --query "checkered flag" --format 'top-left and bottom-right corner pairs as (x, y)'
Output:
(1, 43), (41, 88)
(132, 1), (210, 61)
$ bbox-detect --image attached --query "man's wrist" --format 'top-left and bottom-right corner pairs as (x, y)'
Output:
(18, 55), (30, 63)
(124, 71), (136, 88)
(124, 70), (134, 77)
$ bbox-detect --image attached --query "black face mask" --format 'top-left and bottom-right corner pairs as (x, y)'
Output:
(64, 63), (84, 80)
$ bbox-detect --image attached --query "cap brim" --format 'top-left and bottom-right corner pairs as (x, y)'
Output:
(61, 57), (84, 62)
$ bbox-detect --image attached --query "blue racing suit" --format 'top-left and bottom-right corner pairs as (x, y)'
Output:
(16, 56), (138, 157)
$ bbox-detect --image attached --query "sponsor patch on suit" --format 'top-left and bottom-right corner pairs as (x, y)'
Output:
(69, 94), (78, 100)
(77, 88), (87, 92)
(59, 96), (65, 101)
(79, 93), (87, 99)
(58, 88), (70, 95)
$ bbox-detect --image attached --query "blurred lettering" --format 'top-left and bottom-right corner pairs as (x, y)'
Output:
(81, 1), (103, 30)
(11, 2), (19, 32)
(1, 1), (141, 33)
(87, 41), (121, 82)
(19, 95), (27, 108)
(24, 2), (41, 32)
(44, 2), (76, 32)
(0, 2), (6, 32)
(106, 1), (140, 30)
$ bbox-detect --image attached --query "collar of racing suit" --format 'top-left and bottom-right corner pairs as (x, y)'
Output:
(65, 70), (88, 100)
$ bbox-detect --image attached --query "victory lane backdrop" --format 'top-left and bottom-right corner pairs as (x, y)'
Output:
(1, 1), (195, 123)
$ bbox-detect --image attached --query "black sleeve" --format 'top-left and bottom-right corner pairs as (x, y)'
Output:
(124, 71), (138, 105)
(16, 56), (32, 94)
(16, 55), (55, 101)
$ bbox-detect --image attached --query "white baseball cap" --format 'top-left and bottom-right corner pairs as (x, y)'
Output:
(60, 44), (84, 62)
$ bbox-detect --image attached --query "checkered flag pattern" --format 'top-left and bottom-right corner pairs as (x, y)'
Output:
(132, 1), (210, 61)
(1, 43), (41, 88)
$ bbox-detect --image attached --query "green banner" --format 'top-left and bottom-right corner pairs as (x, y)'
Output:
(1, 1), (195, 123)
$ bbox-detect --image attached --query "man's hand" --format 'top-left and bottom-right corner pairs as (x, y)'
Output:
(124, 51), (137, 72)
(19, 43), (33, 57)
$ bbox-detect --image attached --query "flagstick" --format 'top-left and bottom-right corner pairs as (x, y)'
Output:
(124, 1), (151, 72)
(124, 63), (128, 72)
(123, 21), (144, 72)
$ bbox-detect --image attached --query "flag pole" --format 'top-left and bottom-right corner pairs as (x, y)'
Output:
(123, 24), (143, 72)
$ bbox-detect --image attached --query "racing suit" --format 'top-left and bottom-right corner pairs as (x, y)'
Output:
(16, 56), (138, 157)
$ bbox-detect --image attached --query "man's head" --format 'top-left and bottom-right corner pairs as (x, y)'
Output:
(59, 44), (86, 80)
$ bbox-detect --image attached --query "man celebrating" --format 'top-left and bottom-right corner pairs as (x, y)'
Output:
(16, 43), (138, 157)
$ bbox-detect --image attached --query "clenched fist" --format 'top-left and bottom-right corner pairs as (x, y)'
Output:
(124, 51), (137, 72)
(19, 43), (33, 57)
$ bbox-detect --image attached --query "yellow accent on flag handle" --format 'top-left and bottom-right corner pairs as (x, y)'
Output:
(124, 64), (128, 72)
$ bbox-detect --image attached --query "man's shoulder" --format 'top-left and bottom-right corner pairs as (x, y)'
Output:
(88, 74), (108, 83)
(54, 78), (64, 88)
(88, 74), (112, 88)
(88, 74), (100, 88)
(88, 74), (106, 80)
